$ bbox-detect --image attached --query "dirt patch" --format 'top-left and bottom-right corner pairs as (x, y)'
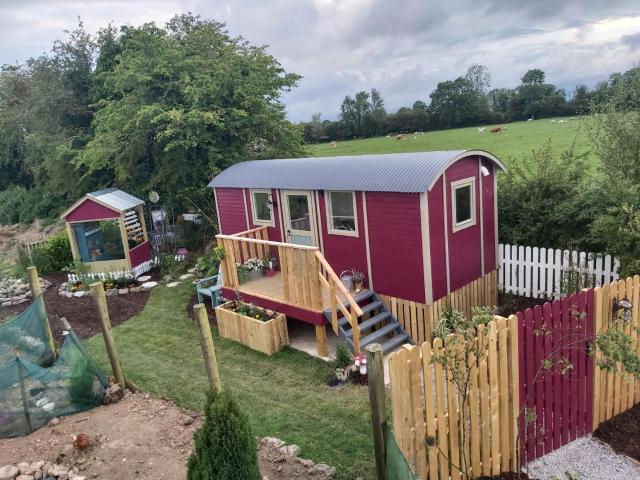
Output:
(594, 403), (640, 463)
(186, 292), (218, 325)
(496, 291), (547, 317)
(0, 392), (335, 479)
(0, 272), (153, 343)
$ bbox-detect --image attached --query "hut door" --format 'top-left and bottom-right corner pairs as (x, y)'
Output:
(282, 191), (317, 246)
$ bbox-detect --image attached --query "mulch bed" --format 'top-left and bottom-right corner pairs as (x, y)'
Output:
(186, 292), (218, 326)
(593, 403), (640, 463)
(0, 271), (157, 344)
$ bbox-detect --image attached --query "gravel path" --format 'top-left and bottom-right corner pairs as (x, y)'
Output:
(525, 435), (640, 480)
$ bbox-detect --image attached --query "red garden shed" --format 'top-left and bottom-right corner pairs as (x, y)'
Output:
(61, 188), (152, 273)
(209, 150), (505, 355)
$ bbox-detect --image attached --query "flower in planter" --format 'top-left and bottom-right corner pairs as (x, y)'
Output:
(244, 257), (264, 272)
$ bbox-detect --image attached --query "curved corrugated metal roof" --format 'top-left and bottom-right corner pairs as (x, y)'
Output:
(87, 188), (144, 212)
(208, 150), (505, 193)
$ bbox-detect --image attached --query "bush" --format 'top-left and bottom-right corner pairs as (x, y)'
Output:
(334, 342), (353, 369)
(16, 233), (73, 275)
(0, 185), (67, 225)
(187, 390), (261, 480)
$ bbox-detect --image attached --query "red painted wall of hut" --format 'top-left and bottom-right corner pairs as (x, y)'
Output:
(64, 198), (120, 222)
(215, 187), (248, 234)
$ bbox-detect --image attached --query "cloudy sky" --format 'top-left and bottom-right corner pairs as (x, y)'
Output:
(1, 0), (639, 121)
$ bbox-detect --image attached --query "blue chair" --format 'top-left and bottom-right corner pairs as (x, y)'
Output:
(196, 270), (223, 307)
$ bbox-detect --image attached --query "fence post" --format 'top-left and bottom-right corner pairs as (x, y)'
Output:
(90, 281), (126, 390)
(366, 343), (386, 480)
(26, 266), (56, 357)
(194, 303), (222, 393)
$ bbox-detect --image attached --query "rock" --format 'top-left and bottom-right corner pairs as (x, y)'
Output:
(64, 292), (74, 298)
(279, 444), (301, 458)
(0, 465), (19, 480)
(310, 464), (336, 477)
(179, 414), (195, 426)
(17, 464), (33, 477)
(68, 474), (85, 480)
(105, 289), (118, 297)
(137, 275), (151, 282)
(73, 291), (85, 298)
(118, 288), (129, 295)
(262, 437), (286, 449)
(179, 273), (194, 280)
(16, 475), (34, 480)
(187, 267), (197, 274)
(141, 281), (158, 290)
(162, 274), (172, 282)
(129, 286), (142, 293)
(166, 281), (180, 288)
(47, 417), (60, 427)
(104, 384), (124, 404)
(297, 458), (315, 468)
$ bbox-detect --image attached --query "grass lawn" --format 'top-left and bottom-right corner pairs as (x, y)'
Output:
(307, 117), (594, 168)
(85, 283), (374, 479)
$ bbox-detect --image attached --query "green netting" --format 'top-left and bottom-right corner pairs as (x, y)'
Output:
(0, 330), (108, 438)
(0, 296), (55, 367)
(384, 422), (418, 480)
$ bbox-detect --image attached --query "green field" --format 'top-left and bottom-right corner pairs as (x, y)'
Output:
(307, 118), (594, 167)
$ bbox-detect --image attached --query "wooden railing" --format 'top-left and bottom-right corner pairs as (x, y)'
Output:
(216, 228), (364, 351)
(316, 252), (364, 353)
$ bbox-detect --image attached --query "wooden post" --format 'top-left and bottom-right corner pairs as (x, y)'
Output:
(366, 343), (386, 480)
(194, 303), (222, 393)
(90, 281), (126, 389)
(26, 266), (56, 357)
(315, 324), (328, 357)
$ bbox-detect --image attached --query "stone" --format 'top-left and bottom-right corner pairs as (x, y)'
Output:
(310, 464), (336, 477)
(179, 273), (194, 280)
(104, 384), (124, 404)
(47, 417), (60, 427)
(166, 281), (180, 288)
(16, 475), (34, 480)
(105, 289), (118, 297)
(141, 281), (158, 290)
(187, 267), (197, 274)
(297, 458), (315, 468)
(262, 437), (285, 449)
(179, 414), (194, 426)
(118, 288), (129, 295)
(137, 275), (151, 282)
(0, 465), (19, 480)
(129, 286), (142, 293)
(64, 292), (74, 298)
(68, 474), (85, 480)
(17, 464), (33, 476)
(279, 444), (301, 458)
(162, 274), (172, 282)
(73, 291), (85, 298)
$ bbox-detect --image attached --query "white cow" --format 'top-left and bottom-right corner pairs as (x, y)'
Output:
(478, 127), (486, 133)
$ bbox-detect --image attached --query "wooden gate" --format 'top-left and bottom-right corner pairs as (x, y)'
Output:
(517, 290), (594, 465)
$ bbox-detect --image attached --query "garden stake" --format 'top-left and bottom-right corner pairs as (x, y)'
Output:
(194, 303), (222, 393)
(90, 281), (126, 390)
(26, 265), (56, 357)
(366, 343), (386, 480)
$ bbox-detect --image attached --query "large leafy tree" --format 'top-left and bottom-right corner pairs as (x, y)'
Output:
(78, 14), (303, 211)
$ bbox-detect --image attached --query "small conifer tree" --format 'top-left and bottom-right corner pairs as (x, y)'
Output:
(187, 389), (261, 480)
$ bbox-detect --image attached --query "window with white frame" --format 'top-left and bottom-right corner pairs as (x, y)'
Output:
(251, 189), (274, 226)
(326, 191), (358, 235)
(451, 178), (476, 231)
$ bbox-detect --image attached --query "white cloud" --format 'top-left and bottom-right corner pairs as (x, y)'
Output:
(1, 0), (639, 120)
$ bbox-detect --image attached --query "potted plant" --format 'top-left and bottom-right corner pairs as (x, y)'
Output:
(334, 342), (353, 382)
(351, 268), (366, 292)
(264, 256), (278, 277)
(244, 257), (264, 281)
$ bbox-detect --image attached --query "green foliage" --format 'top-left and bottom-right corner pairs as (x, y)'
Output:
(559, 247), (595, 296)
(222, 300), (277, 322)
(16, 233), (73, 276)
(195, 248), (222, 277)
(596, 324), (640, 379)
(157, 253), (185, 278)
(68, 349), (97, 406)
(187, 389), (261, 480)
(334, 342), (353, 370)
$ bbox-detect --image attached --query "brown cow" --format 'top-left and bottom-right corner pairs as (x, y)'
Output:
(490, 127), (504, 134)
(395, 134), (405, 141)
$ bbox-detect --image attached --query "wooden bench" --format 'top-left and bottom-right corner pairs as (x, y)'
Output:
(196, 273), (223, 307)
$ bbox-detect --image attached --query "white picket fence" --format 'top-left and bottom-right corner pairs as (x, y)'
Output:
(67, 259), (157, 283)
(498, 243), (619, 299)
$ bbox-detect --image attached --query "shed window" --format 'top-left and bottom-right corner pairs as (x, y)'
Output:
(451, 178), (476, 232)
(72, 220), (125, 263)
(251, 190), (274, 226)
(327, 191), (358, 236)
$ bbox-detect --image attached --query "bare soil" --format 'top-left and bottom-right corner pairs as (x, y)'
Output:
(594, 403), (640, 463)
(0, 392), (332, 479)
(0, 272), (153, 343)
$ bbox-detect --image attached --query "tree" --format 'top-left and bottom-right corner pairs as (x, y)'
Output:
(187, 390), (261, 480)
(464, 64), (490, 96)
(521, 68), (545, 86)
(412, 100), (427, 112)
(428, 77), (478, 128)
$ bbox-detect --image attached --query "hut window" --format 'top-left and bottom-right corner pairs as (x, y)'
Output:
(327, 191), (358, 236)
(251, 190), (274, 226)
(71, 220), (125, 263)
(451, 177), (476, 232)
(124, 208), (146, 248)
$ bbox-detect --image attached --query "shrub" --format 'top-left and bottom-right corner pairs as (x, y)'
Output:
(16, 233), (73, 275)
(334, 341), (353, 369)
(187, 390), (261, 480)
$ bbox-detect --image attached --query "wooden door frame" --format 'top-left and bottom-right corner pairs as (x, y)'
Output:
(281, 190), (319, 247)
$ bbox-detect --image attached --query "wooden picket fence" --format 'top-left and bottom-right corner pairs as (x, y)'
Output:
(388, 317), (519, 479)
(388, 276), (640, 478)
(498, 244), (619, 299)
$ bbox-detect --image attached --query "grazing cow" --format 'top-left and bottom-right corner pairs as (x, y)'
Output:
(330, 140), (337, 147)
(490, 127), (504, 134)
(478, 127), (486, 133)
(395, 134), (405, 141)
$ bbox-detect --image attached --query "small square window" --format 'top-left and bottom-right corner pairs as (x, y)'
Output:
(451, 178), (476, 231)
(327, 191), (358, 236)
(251, 190), (273, 226)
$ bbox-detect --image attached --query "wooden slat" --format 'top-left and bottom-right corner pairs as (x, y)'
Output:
(433, 337), (450, 480)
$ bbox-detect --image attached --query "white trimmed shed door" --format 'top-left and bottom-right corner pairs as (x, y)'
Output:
(282, 190), (318, 247)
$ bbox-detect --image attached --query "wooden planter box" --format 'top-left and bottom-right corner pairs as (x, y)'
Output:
(215, 301), (289, 355)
